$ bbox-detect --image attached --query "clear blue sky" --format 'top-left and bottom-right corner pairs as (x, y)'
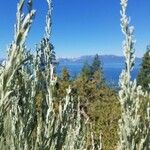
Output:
(0, 0), (150, 58)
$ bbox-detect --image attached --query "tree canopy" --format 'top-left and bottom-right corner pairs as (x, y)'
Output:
(137, 46), (150, 91)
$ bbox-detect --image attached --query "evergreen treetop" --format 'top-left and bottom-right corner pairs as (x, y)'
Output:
(137, 46), (150, 91)
(61, 67), (70, 81)
(81, 62), (92, 79)
(91, 54), (102, 75)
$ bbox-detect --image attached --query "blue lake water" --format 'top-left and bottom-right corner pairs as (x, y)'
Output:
(56, 62), (140, 87)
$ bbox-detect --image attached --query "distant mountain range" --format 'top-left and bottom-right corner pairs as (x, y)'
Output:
(0, 55), (141, 66)
(57, 55), (142, 65)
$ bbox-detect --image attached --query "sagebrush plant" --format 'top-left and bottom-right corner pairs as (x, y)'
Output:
(118, 0), (150, 149)
(0, 1), (36, 147)
(0, 0), (102, 149)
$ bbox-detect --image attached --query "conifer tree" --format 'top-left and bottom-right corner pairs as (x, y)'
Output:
(91, 54), (104, 85)
(91, 54), (102, 74)
(55, 67), (70, 100)
(81, 62), (92, 80)
(137, 46), (150, 91)
(61, 67), (70, 81)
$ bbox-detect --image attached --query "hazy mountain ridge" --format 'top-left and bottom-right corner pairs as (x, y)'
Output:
(0, 55), (142, 67)
(57, 55), (142, 65)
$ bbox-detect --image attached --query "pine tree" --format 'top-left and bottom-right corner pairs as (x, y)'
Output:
(91, 54), (102, 74)
(81, 62), (92, 80)
(61, 67), (70, 81)
(55, 67), (70, 100)
(137, 46), (150, 91)
(91, 54), (104, 85)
